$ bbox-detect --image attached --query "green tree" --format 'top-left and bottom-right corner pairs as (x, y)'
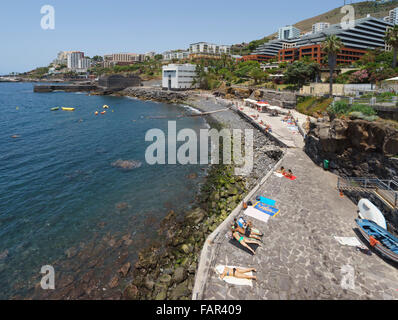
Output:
(384, 25), (398, 68)
(92, 55), (104, 62)
(249, 68), (267, 84)
(284, 61), (320, 88)
(321, 35), (343, 97)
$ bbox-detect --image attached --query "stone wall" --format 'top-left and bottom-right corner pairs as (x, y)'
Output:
(250, 89), (297, 109)
(98, 74), (141, 90)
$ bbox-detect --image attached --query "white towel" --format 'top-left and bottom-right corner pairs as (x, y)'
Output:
(334, 236), (363, 247)
(273, 172), (284, 178)
(215, 265), (253, 287)
(244, 207), (271, 224)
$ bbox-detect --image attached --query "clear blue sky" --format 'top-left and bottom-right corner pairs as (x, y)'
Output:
(0, 0), (365, 74)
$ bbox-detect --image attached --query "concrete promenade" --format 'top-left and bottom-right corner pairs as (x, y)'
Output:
(193, 100), (398, 300)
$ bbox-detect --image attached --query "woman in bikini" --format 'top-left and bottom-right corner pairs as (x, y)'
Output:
(231, 228), (262, 255)
(233, 219), (262, 240)
(219, 267), (257, 280)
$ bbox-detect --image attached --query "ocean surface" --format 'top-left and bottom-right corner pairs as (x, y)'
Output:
(0, 82), (208, 299)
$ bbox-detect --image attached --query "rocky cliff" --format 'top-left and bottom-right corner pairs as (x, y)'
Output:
(305, 118), (398, 179)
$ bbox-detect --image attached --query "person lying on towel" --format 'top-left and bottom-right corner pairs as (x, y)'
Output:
(232, 221), (262, 241)
(235, 218), (263, 237)
(218, 266), (257, 281)
(231, 228), (262, 255)
(285, 169), (293, 178)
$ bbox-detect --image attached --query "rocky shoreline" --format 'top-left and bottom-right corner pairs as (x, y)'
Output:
(122, 92), (282, 300)
(113, 87), (194, 105)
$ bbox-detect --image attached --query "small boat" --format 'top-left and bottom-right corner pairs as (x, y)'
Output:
(51, 107), (59, 111)
(62, 107), (75, 111)
(95, 111), (99, 116)
(101, 111), (106, 115)
(103, 105), (109, 109)
(356, 219), (398, 263)
(358, 199), (387, 230)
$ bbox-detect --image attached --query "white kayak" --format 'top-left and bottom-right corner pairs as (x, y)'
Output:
(358, 199), (387, 230)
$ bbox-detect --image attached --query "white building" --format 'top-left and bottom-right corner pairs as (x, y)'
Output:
(312, 22), (330, 33)
(67, 52), (84, 70)
(162, 64), (198, 90)
(162, 50), (190, 61)
(278, 26), (301, 40)
(144, 52), (156, 60)
(102, 53), (144, 65)
(77, 57), (92, 71)
(189, 42), (231, 55)
(387, 7), (398, 25)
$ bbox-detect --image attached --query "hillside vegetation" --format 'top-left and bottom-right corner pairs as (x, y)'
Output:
(269, 0), (398, 38)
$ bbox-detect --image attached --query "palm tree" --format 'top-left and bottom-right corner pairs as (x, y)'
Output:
(321, 35), (343, 97)
(385, 25), (398, 69)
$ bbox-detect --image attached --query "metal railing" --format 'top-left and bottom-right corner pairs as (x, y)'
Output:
(337, 177), (398, 208)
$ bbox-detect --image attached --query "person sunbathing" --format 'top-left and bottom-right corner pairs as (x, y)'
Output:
(234, 218), (263, 237)
(231, 228), (262, 255)
(285, 169), (293, 178)
(232, 222), (262, 241)
(277, 166), (286, 174)
(219, 267), (257, 280)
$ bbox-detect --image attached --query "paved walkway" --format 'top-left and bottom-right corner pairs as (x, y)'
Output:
(237, 105), (306, 149)
(194, 98), (398, 300)
(199, 148), (398, 300)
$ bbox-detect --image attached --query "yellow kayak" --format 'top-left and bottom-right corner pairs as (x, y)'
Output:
(62, 107), (75, 111)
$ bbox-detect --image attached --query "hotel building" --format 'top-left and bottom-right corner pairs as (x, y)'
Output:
(247, 16), (393, 65)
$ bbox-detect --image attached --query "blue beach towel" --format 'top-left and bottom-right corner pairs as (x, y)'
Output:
(254, 202), (280, 217)
(256, 196), (276, 207)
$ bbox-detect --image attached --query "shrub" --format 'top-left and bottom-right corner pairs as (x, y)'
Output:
(348, 104), (377, 116)
(327, 101), (350, 115)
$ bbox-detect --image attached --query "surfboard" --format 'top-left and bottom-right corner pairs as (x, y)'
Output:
(358, 199), (387, 230)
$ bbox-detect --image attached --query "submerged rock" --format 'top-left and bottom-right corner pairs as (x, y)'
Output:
(115, 202), (129, 211)
(119, 262), (131, 277)
(0, 249), (9, 260)
(111, 160), (142, 171)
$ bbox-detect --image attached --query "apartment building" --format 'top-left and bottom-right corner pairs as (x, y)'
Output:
(189, 42), (231, 58)
(67, 52), (84, 70)
(102, 53), (144, 67)
(78, 57), (92, 71)
(278, 26), (301, 40)
(162, 50), (190, 61)
(162, 64), (198, 90)
(385, 7), (398, 24)
(312, 22), (330, 33)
